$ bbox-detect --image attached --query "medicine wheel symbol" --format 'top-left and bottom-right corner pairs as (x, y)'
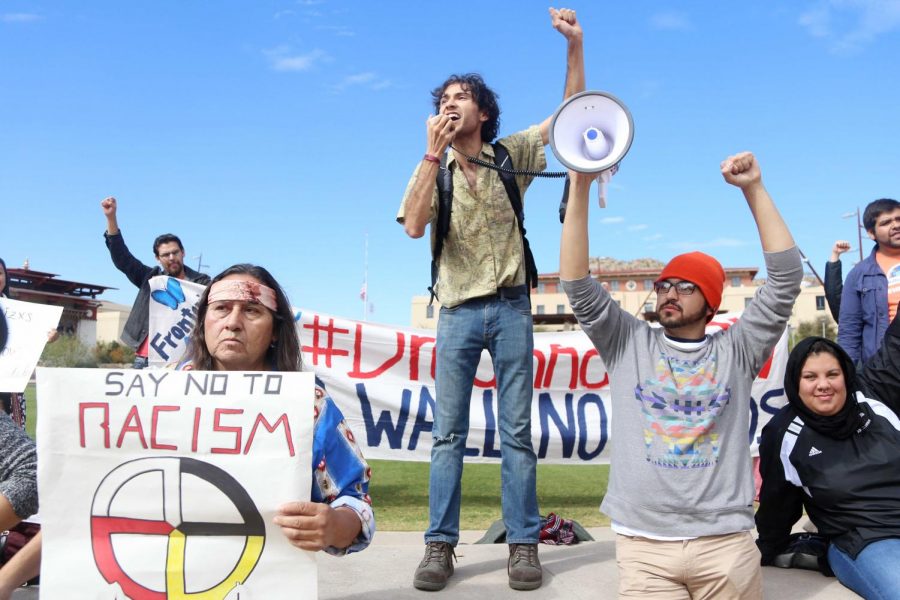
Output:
(91, 457), (265, 599)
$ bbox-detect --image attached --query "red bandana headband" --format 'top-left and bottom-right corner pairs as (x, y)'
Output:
(207, 280), (278, 312)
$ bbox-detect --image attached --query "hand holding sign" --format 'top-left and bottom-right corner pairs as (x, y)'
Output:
(274, 501), (363, 552)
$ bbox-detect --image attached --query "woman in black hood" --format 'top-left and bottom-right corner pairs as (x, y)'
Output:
(782, 336), (868, 440)
(756, 326), (900, 599)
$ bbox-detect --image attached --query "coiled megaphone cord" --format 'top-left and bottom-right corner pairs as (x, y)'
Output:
(449, 145), (568, 178)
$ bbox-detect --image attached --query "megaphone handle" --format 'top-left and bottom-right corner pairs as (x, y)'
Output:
(597, 179), (607, 209)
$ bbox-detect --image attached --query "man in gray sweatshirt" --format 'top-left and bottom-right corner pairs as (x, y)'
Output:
(559, 152), (802, 599)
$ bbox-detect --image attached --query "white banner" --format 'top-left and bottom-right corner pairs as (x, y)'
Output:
(36, 368), (315, 599)
(0, 297), (62, 392)
(144, 296), (789, 464)
(296, 310), (789, 464)
(148, 276), (206, 366)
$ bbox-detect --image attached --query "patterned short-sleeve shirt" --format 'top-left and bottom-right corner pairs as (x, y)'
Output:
(397, 125), (546, 308)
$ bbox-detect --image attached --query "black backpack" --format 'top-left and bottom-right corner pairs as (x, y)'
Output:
(430, 142), (538, 304)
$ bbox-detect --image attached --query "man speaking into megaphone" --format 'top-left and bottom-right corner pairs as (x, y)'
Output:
(396, 6), (585, 593)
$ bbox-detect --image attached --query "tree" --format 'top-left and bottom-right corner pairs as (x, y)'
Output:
(790, 318), (837, 350)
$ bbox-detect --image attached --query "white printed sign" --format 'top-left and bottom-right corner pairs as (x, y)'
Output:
(36, 368), (315, 599)
(0, 297), (62, 392)
(147, 276), (206, 366)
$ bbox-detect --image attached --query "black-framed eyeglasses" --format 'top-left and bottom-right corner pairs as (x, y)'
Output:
(654, 280), (698, 296)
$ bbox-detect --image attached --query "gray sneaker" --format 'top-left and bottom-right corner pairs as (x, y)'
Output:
(508, 543), (542, 590)
(413, 541), (456, 591)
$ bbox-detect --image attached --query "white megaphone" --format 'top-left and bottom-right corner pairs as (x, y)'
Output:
(549, 90), (634, 208)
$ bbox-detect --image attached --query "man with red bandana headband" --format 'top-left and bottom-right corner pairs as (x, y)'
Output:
(101, 196), (210, 369)
(560, 152), (803, 599)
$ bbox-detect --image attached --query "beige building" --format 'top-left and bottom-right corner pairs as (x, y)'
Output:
(410, 257), (833, 333)
(96, 301), (133, 344)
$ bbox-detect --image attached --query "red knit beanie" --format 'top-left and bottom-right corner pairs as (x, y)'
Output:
(656, 252), (725, 318)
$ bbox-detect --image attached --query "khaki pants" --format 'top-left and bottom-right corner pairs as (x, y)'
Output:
(616, 531), (762, 599)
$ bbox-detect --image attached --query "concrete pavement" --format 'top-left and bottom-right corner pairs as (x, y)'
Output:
(12, 528), (858, 599)
(318, 528), (859, 599)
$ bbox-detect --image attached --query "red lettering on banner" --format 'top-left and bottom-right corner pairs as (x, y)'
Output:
(349, 323), (404, 378)
(534, 349), (546, 388)
(409, 335), (436, 381)
(708, 317), (739, 330)
(244, 413), (295, 456)
(302, 315), (350, 368)
(757, 348), (775, 379)
(150, 405), (179, 451)
(211, 408), (243, 454)
(580, 349), (609, 389)
(116, 406), (148, 449)
(474, 373), (496, 388)
(79, 402), (110, 448)
(542, 344), (580, 389)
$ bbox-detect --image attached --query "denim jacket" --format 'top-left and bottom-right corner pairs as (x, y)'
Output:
(837, 247), (888, 365)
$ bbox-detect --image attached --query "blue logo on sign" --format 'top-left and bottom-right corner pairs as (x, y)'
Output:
(151, 278), (186, 310)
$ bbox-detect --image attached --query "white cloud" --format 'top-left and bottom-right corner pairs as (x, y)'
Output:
(627, 224), (648, 232)
(329, 71), (392, 92)
(798, 6), (831, 37)
(643, 233), (664, 241)
(1, 13), (41, 23)
(265, 47), (328, 72)
(799, 0), (900, 53)
(344, 72), (375, 85)
(599, 216), (625, 224)
(317, 24), (354, 37)
(650, 11), (692, 31)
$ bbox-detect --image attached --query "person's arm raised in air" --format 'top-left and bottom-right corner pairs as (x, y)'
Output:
(539, 7), (585, 145)
(720, 152), (795, 253)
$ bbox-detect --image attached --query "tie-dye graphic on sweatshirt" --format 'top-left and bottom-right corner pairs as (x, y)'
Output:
(634, 351), (731, 469)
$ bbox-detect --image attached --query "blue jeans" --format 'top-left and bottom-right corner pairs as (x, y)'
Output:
(132, 355), (148, 369)
(426, 288), (540, 546)
(828, 538), (900, 599)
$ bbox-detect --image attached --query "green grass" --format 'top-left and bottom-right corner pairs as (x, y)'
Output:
(23, 385), (610, 531)
(368, 459), (610, 531)
(24, 383), (36, 439)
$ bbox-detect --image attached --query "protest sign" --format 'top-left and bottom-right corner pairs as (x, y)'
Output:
(142, 298), (789, 464)
(36, 368), (315, 599)
(147, 276), (206, 367)
(296, 309), (789, 464)
(0, 297), (62, 392)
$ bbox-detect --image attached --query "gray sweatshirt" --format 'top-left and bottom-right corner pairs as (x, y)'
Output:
(0, 411), (38, 519)
(562, 247), (802, 537)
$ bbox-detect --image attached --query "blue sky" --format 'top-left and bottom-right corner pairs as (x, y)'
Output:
(2, 1), (899, 326)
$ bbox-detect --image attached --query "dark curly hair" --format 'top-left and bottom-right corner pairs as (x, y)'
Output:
(431, 73), (501, 143)
(183, 264), (301, 372)
(863, 198), (900, 233)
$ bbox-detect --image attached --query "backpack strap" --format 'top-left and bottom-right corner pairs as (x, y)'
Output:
(493, 142), (538, 291)
(430, 153), (453, 304)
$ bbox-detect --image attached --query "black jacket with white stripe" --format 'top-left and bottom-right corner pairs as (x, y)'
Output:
(755, 323), (900, 562)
